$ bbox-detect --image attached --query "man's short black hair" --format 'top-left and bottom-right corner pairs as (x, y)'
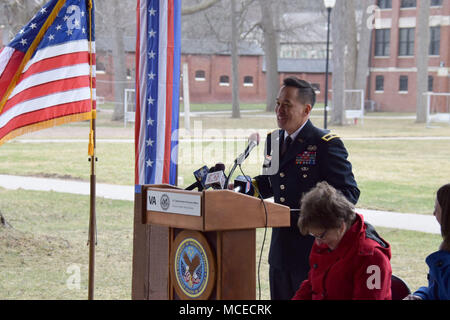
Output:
(283, 77), (316, 108)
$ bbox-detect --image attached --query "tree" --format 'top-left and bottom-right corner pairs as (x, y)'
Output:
(330, 0), (347, 125)
(180, 0), (325, 114)
(258, 0), (280, 112)
(182, 0), (255, 119)
(256, 0), (325, 112)
(330, 0), (374, 126)
(1, 0), (45, 39)
(354, 0), (376, 103)
(345, 0), (375, 117)
(95, 0), (219, 122)
(415, 0), (430, 123)
(231, 0), (241, 118)
(95, 0), (135, 121)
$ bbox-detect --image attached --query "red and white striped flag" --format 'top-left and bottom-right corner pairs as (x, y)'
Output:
(0, 0), (96, 146)
(135, 0), (181, 186)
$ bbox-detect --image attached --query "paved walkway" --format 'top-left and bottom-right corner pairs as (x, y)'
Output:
(0, 174), (440, 234)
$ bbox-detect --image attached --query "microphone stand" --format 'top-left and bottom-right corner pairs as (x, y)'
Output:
(224, 161), (238, 188)
(226, 134), (259, 188)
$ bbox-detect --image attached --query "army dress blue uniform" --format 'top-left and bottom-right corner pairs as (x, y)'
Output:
(253, 119), (360, 300)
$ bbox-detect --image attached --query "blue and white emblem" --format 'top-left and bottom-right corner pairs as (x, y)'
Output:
(175, 237), (209, 298)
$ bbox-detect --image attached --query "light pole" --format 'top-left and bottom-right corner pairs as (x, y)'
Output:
(323, 0), (335, 129)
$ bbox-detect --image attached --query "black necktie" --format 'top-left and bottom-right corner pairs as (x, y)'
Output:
(281, 136), (292, 158)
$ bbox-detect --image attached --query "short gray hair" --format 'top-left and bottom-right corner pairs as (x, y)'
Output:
(298, 182), (355, 235)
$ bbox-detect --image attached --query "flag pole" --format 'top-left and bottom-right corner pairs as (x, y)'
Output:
(87, 0), (96, 300)
(88, 138), (96, 301)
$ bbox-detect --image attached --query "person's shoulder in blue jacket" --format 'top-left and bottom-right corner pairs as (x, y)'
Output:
(405, 183), (450, 300)
(414, 250), (450, 300)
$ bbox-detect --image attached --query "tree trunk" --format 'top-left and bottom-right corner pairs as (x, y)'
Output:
(345, 0), (361, 113)
(331, 0), (346, 125)
(110, 0), (127, 121)
(415, 0), (430, 123)
(345, 0), (357, 92)
(354, 0), (375, 103)
(231, 0), (240, 119)
(259, 0), (279, 112)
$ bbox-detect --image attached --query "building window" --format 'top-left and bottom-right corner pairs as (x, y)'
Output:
(96, 61), (106, 74)
(375, 29), (390, 56)
(377, 0), (392, 9)
(243, 76), (254, 87)
(431, 0), (442, 6)
(195, 70), (206, 81)
(428, 76), (434, 92)
(375, 75), (384, 91)
(429, 26), (440, 56)
(399, 76), (408, 92)
(219, 75), (230, 86)
(399, 28), (415, 56)
(400, 0), (416, 8)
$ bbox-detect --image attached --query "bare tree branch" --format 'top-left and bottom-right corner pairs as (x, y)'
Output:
(240, 22), (261, 41)
(182, 0), (220, 16)
(203, 12), (228, 44)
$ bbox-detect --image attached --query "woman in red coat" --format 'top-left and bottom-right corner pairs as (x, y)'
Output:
(292, 182), (392, 300)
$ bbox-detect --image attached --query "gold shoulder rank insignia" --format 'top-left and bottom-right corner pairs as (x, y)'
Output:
(321, 133), (340, 142)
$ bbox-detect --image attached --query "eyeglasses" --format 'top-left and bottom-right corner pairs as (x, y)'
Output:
(309, 229), (328, 240)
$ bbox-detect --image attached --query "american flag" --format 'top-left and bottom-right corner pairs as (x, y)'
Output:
(135, 0), (181, 186)
(0, 0), (96, 145)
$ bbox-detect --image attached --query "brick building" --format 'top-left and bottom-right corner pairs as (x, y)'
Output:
(2, 1), (449, 112)
(180, 39), (331, 104)
(370, 0), (450, 112)
(93, 37), (330, 105)
(180, 39), (266, 104)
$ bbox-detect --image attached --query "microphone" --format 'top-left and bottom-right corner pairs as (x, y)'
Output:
(185, 165), (210, 191)
(225, 133), (260, 188)
(235, 132), (260, 165)
(212, 162), (225, 173)
(205, 163), (227, 190)
(233, 175), (254, 195)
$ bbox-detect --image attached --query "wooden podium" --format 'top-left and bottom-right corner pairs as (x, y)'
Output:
(131, 184), (290, 300)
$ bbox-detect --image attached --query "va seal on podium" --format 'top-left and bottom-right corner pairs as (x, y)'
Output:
(160, 193), (170, 211)
(171, 231), (215, 300)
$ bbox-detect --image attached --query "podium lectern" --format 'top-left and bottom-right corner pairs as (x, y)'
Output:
(132, 184), (290, 300)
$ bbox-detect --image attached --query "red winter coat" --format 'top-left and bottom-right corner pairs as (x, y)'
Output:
(292, 214), (392, 300)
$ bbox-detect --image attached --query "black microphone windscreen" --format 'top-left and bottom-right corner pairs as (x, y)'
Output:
(214, 163), (225, 172)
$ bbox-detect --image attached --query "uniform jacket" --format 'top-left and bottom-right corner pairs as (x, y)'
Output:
(292, 214), (392, 300)
(254, 120), (360, 272)
(414, 250), (450, 300)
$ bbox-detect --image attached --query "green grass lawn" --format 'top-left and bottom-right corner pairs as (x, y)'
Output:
(0, 189), (133, 299)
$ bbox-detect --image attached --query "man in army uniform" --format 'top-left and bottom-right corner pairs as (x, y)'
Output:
(252, 77), (360, 300)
